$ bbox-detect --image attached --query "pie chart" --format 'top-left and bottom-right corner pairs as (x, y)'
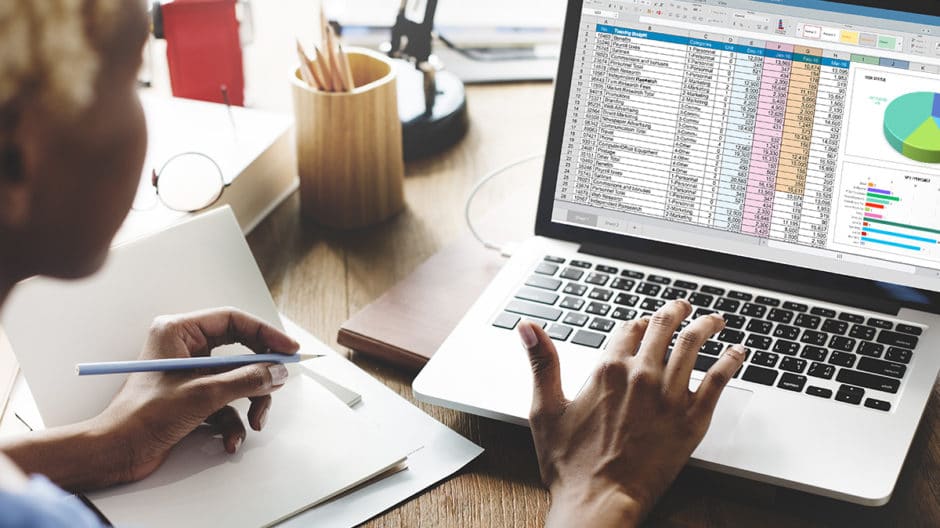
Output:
(884, 92), (940, 163)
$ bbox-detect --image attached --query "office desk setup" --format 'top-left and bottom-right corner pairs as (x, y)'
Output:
(246, 82), (940, 527)
(2, 0), (940, 526)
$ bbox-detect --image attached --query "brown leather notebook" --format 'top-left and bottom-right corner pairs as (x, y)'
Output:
(337, 235), (506, 371)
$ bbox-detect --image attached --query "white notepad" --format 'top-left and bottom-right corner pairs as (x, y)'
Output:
(87, 374), (406, 527)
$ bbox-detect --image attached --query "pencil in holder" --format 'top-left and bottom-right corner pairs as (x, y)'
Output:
(291, 47), (405, 229)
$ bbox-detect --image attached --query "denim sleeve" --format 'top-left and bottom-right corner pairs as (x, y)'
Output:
(0, 474), (108, 528)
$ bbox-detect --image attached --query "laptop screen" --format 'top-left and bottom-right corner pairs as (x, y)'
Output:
(547, 0), (940, 293)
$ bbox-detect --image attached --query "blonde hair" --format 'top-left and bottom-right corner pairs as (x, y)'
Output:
(0, 0), (123, 122)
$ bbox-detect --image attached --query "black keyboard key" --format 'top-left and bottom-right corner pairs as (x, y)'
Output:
(661, 287), (688, 300)
(723, 314), (746, 329)
(783, 301), (808, 312)
(688, 293), (714, 307)
(728, 290), (753, 301)
(571, 329), (605, 348)
(742, 365), (778, 385)
(588, 288), (613, 302)
(535, 262), (559, 275)
(793, 314), (821, 329)
(876, 330), (919, 349)
(563, 313), (589, 327)
(839, 312), (865, 324)
(767, 308), (794, 323)
(525, 275), (562, 291)
(701, 285), (726, 296)
(774, 325), (800, 340)
(828, 351), (856, 368)
(806, 386), (832, 399)
(621, 269), (644, 279)
(648, 275), (671, 285)
(700, 340), (724, 355)
(741, 303), (767, 318)
(596, 264), (618, 274)
(895, 324), (923, 336)
(635, 283), (662, 296)
(864, 398), (891, 411)
(867, 318), (893, 330)
(778, 372), (807, 392)
(829, 335), (857, 352)
(570, 260), (592, 269)
(693, 308), (717, 319)
(849, 324), (876, 341)
(674, 280), (698, 290)
(755, 296), (781, 307)
(821, 319), (848, 335)
(585, 273), (610, 286)
(589, 318), (616, 333)
(835, 385), (864, 405)
(515, 287), (560, 305)
(563, 283), (588, 296)
(836, 370), (900, 394)
(773, 340), (800, 355)
(746, 335), (773, 351)
(717, 329), (745, 344)
(493, 312), (520, 330)
(751, 351), (778, 367)
(714, 298), (741, 312)
(560, 296), (585, 310)
(610, 278), (635, 291)
(506, 300), (562, 321)
(611, 308), (637, 321)
(857, 357), (906, 379)
(547, 324), (573, 341)
(694, 354), (719, 372)
(746, 320), (773, 335)
(585, 302), (611, 316)
(640, 298), (666, 311)
(857, 342), (884, 358)
(801, 346), (827, 362)
(808, 362), (835, 379)
(885, 347), (912, 364)
(810, 307), (837, 318)
(614, 293), (639, 307)
(559, 268), (584, 280)
(780, 357), (807, 373)
(544, 255), (565, 264)
(799, 330), (827, 346)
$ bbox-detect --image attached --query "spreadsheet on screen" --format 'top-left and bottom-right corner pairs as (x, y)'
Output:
(552, 0), (940, 290)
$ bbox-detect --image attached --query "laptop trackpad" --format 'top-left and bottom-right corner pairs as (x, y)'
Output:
(689, 381), (753, 460)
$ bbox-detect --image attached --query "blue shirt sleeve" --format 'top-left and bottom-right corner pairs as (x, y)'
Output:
(0, 475), (108, 528)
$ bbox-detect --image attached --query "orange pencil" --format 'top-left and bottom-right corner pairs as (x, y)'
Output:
(338, 44), (355, 91)
(313, 45), (336, 92)
(295, 40), (319, 89)
(325, 25), (347, 92)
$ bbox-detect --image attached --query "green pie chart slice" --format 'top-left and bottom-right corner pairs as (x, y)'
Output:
(884, 92), (940, 163)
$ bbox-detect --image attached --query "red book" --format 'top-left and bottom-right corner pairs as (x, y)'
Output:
(162, 0), (245, 106)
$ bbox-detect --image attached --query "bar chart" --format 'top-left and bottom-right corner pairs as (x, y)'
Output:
(834, 162), (940, 267)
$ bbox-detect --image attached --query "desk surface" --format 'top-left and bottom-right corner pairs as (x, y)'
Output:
(247, 83), (940, 527)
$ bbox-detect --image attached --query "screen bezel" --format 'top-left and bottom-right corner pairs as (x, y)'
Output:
(534, 0), (940, 312)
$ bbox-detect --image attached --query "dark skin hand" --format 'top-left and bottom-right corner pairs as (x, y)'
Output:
(0, 308), (300, 491)
(518, 299), (747, 527)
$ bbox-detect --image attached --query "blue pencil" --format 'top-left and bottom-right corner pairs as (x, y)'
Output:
(75, 353), (324, 376)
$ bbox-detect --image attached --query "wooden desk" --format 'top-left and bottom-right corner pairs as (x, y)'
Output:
(247, 83), (939, 527)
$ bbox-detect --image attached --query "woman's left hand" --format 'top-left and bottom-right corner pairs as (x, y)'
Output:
(94, 307), (300, 484)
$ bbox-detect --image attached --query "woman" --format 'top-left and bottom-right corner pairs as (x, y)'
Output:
(0, 1), (745, 526)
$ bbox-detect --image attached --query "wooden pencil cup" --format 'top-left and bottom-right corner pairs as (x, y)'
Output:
(291, 48), (405, 229)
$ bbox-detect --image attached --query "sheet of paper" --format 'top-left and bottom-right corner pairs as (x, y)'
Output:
(279, 317), (484, 528)
(88, 374), (408, 528)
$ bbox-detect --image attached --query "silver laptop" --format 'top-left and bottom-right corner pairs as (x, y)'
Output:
(414, 0), (940, 506)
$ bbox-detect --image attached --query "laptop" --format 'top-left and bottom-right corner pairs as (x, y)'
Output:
(413, 0), (940, 506)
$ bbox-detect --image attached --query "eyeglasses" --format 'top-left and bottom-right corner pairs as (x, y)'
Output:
(132, 152), (229, 213)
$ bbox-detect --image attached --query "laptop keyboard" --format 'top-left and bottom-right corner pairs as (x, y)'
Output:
(493, 255), (927, 413)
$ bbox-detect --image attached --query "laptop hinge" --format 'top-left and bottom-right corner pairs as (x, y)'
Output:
(579, 242), (904, 315)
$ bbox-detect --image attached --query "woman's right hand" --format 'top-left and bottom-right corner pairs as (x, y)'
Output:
(518, 300), (747, 527)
